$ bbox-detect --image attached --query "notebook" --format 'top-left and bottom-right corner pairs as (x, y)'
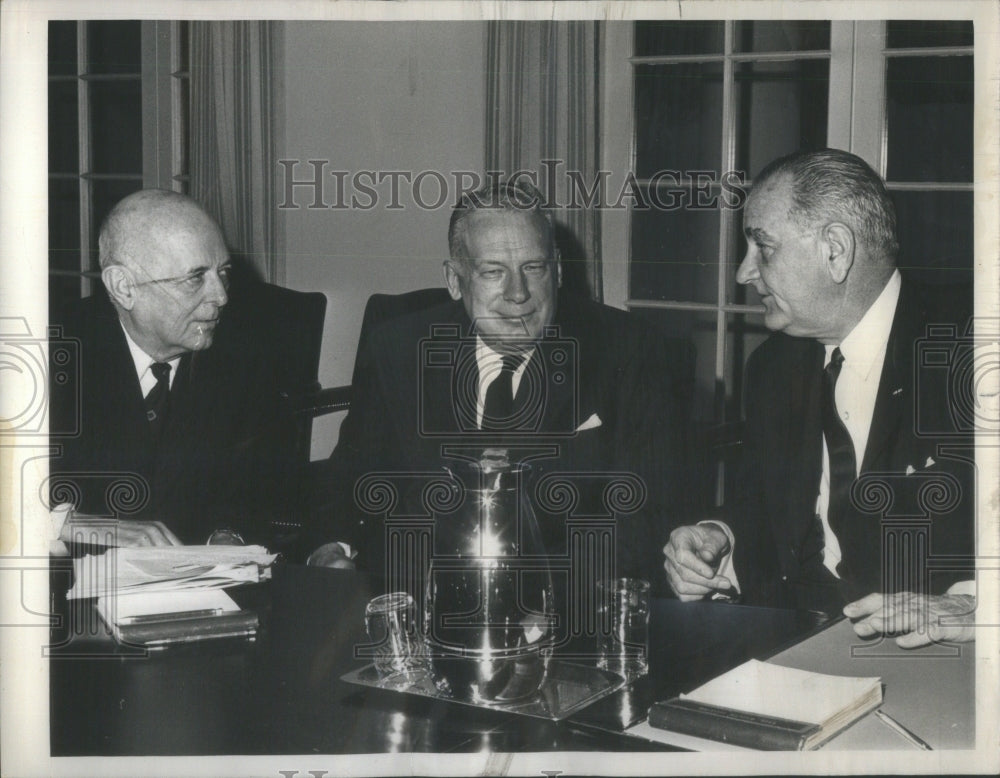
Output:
(96, 589), (258, 648)
(648, 659), (882, 750)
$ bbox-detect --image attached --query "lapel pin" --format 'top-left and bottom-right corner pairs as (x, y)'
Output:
(892, 387), (903, 396)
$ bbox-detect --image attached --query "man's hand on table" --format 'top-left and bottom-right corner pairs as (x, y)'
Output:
(844, 591), (977, 647)
(59, 517), (182, 547)
(307, 542), (357, 570)
(663, 524), (733, 601)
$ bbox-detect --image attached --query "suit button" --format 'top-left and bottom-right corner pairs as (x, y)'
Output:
(781, 575), (788, 582)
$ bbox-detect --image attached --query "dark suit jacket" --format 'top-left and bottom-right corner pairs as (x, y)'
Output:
(49, 292), (291, 544)
(317, 292), (686, 588)
(731, 281), (975, 612)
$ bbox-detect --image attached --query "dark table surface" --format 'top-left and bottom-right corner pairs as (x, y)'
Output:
(50, 562), (829, 756)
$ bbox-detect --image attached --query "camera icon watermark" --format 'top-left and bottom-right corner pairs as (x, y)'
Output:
(417, 321), (578, 438)
(0, 317), (79, 438)
(914, 318), (1000, 437)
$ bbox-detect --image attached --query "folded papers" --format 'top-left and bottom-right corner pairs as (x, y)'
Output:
(67, 545), (276, 600)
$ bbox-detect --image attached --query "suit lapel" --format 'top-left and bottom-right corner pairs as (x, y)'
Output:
(861, 283), (914, 473)
(96, 307), (160, 464)
(782, 340), (825, 543)
(419, 303), (469, 436)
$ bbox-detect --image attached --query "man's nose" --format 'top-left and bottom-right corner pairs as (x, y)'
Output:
(204, 270), (228, 307)
(735, 248), (758, 286)
(504, 270), (530, 304)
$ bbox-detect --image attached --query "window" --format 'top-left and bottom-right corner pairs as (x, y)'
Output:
(47, 20), (190, 315)
(601, 20), (974, 506)
(882, 21), (973, 287)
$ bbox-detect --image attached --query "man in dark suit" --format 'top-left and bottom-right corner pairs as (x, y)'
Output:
(49, 189), (285, 545)
(310, 180), (682, 590)
(663, 149), (976, 647)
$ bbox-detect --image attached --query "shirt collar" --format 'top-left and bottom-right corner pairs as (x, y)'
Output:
(474, 336), (534, 372)
(120, 322), (181, 384)
(828, 269), (901, 379)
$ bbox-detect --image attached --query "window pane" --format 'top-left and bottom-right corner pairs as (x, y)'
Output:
(175, 76), (189, 176)
(48, 21), (77, 76)
(176, 21), (189, 73)
(90, 79), (143, 174)
(635, 62), (723, 178)
(634, 21), (723, 56)
(90, 179), (143, 270)
(48, 80), (79, 174)
(630, 188), (720, 303)
(734, 21), (830, 53)
(735, 59), (829, 180)
(886, 21), (973, 49)
(49, 179), (81, 274)
(725, 311), (769, 419)
(634, 308), (717, 423)
(49, 178), (81, 313)
(891, 190), (973, 286)
(86, 20), (141, 75)
(885, 56), (973, 183)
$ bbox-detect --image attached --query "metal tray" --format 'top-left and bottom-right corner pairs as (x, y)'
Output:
(341, 658), (625, 721)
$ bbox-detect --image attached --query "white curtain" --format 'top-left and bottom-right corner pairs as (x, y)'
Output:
(190, 22), (278, 282)
(485, 21), (602, 299)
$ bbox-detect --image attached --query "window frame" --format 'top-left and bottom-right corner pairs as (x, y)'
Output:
(600, 19), (974, 505)
(47, 20), (188, 300)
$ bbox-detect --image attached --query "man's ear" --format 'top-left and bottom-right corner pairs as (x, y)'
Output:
(823, 222), (855, 284)
(443, 260), (465, 301)
(101, 265), (136, 310)
(554, 249), (562, 288)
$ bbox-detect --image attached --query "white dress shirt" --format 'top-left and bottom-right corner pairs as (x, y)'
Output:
(121, 323), (180, 395)
(474, 337), (533, 429)
(816, 270), (901, 577)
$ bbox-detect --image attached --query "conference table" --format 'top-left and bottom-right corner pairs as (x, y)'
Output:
(48, 561), (974, 756)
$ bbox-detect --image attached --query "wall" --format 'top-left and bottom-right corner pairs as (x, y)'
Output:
(276, 21), (486, 457)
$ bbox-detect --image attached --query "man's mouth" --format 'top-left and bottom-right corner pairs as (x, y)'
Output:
(500, 310), (534, 322)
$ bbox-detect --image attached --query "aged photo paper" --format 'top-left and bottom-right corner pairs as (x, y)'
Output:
(1, 1), (998, 776)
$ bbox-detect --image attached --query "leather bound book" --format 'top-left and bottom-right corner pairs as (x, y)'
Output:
(647, 659), (882, 750)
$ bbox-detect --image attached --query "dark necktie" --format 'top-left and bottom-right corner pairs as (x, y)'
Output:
(481, 353), (522, 431)
(144, 362), (172, 438)
(822, 348), (857, 544)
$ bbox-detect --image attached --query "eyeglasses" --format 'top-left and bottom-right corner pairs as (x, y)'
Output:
(131, 265), (232, 294)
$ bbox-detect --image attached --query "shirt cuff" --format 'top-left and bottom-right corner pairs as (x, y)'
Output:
(306, 541), (357, 565)
(946, 579), (976, 597)
(697, 519), (741, 597)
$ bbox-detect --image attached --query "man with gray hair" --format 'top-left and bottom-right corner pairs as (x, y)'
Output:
(50, 189), (282, 545)
(663, 149), (976, 647)
(311, 179), (686, 586)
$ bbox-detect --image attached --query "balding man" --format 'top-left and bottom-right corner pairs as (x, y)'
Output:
(50, 189), (282, 545)
(663, 149), (976, 647)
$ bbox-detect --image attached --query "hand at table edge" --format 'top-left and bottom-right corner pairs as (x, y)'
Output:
(843, 591), (977, 648)
(59, 514), (182, 547)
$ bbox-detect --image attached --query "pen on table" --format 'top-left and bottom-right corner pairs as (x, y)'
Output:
(874, 709), (933, 751)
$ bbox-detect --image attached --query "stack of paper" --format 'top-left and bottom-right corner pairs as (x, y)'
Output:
(67, 545), (276, 600)
(69, 546), (275, 648)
